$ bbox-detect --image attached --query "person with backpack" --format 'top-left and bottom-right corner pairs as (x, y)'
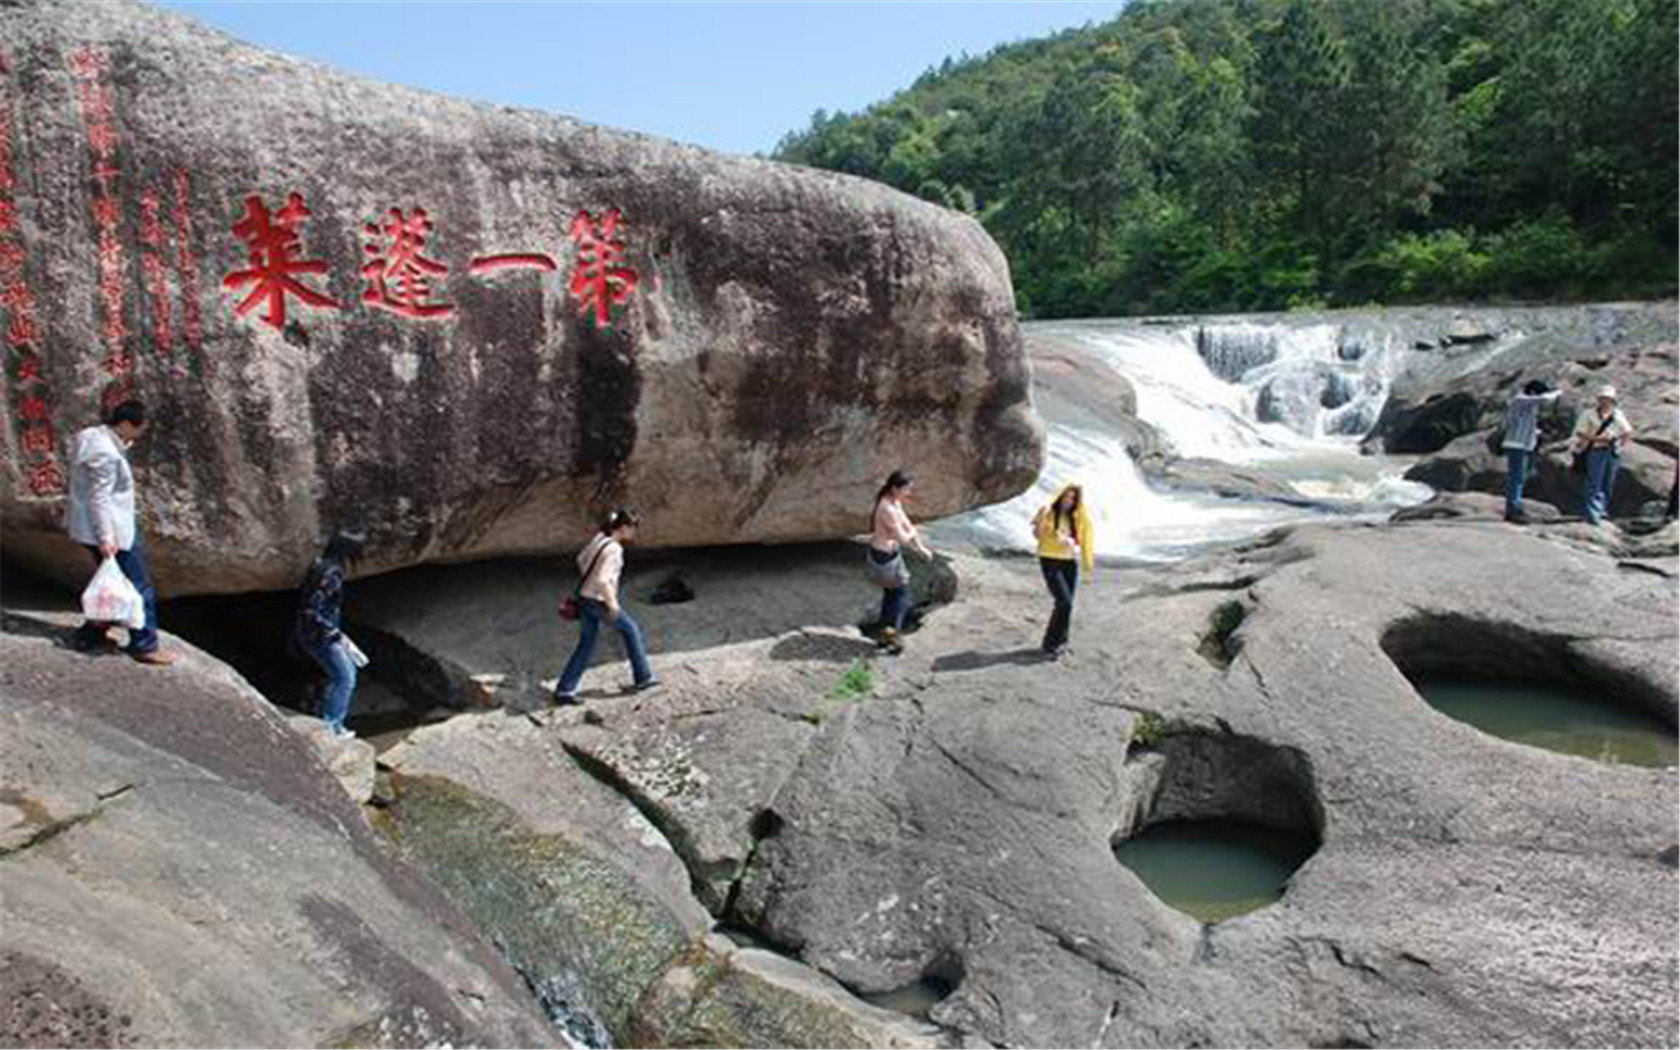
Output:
(1500, 379), (1561, 523)
(1031, 482), (1094, 658)
(1570, 385), (1635, 526)
(294, 531), (365, 738)
(554, 509), (658, 704)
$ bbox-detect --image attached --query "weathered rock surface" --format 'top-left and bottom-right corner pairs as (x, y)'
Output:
(375, 698), (950, 1047)
(285, 712), (377, 803)
(0, 615), (559, 1048)
(1368, 344), (1678, 518)
(1389, 489), (1563, 524)
(358, 520), (1678, 1048)
(0, 0), (1039, 598)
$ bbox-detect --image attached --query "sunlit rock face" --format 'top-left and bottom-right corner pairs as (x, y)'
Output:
(0, 0), (1040, 596)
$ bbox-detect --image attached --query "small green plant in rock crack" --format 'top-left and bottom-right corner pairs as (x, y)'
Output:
(1130, 710), (1165, 749)
(828, 659), (875, 701)
(804, 660), (877, 724)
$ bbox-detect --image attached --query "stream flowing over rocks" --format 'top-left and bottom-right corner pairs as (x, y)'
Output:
(0, 0), (1039, 597)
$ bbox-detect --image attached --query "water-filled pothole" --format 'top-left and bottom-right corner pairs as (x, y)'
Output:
(1415, 676), (1676, 768)
(1382, 615), (1678, 768)
(860, 976), (953, 1021)
(1114, 732), (1322, 923)
(1113, 819), (1317, 923)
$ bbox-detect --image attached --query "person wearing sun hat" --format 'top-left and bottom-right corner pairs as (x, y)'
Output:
(1569, 384), (1635, 525)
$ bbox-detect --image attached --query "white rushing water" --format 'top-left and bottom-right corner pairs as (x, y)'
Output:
(938, 316), (1434, 561)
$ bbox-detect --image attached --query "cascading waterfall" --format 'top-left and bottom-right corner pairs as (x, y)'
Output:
(939, 315), (1434, 561)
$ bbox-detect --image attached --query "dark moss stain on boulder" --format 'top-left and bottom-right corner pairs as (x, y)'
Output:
(299, 895), (470, 1047)
(384, 773), (692, 1043)
(570, 314), (639, 499)
(969, 300), (1037, 497)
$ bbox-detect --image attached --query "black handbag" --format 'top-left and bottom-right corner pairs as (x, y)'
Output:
(1571, 414), (1617, 473)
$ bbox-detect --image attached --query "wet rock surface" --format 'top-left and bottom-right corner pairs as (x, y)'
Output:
(355, 518), (1678, 1048)
(1, 0), (1039, 597)
(0, 614), (559, 1048)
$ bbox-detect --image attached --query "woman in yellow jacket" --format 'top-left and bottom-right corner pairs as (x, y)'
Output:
(1032, 483), (1094, 659)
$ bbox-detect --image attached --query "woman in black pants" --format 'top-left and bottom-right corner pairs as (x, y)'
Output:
(1032, 483), (1093, 658)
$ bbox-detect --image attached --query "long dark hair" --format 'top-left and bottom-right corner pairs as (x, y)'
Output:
(871, 470), (912, 529)
(1054, 485), (1082, 541)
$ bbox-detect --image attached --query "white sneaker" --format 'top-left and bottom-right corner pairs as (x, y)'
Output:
(330, 725), (357, 740)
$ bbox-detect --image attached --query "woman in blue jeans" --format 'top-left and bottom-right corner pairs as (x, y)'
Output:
(294, 531), (365, 738)
(555, 509), (658, 703)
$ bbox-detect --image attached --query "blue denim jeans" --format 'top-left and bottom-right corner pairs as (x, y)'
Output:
(557, 598), (653, 697)
(306, 636), (357, 731)
(1583, 447), (1620, 524)
(878, 585), (910, 633)
(1504, 447), (1532, 517)
(78, 538), (159, 654)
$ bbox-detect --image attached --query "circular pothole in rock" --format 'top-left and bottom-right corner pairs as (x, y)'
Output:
(1382, 615), (1677, 768)
(1114, 732), (1322, 924)
(1409, 676), (1676, 768)
(859, 954), (961, 1022)
(1113, 820), (1317, 923)
(861, 975), (954, 1021)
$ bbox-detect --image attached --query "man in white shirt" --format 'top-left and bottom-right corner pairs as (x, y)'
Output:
(64, 399), (174, 665)
(1569, 385), (1636, 526)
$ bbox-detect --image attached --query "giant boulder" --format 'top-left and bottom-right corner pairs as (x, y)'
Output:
(0, 0), (1040, 597)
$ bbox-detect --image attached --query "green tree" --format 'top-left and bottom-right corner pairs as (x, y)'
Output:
(1250, 0), (1351, 260)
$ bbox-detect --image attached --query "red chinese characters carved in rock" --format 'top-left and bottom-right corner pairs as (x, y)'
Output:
(173, 170), (205, 351)
(25, 460), (65, 498)
(468, 252), (557, 275)
(361, 207), (454, 318)
(2, 50), (65, 496)
(223, 192), (342, 329)
(567, 208), (637, 327)
(139, 190), (174, 354)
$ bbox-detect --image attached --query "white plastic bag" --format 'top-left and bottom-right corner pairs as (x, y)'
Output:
(341, 634), (369, 669)
(80, 555), (145, 629)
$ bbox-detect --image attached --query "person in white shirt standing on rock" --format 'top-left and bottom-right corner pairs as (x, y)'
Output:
(554, 509), (659, 704)
(1500, 379), (1561, 523)
(63, 398), (174, 665)
(1571, 384), (1636, 526)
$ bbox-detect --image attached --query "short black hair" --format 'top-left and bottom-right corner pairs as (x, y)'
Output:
(1522, 379), (1551, 396)
(106, 399), (146, 427)
(601, 509), (641, 533)
(323, 531), (366, 564)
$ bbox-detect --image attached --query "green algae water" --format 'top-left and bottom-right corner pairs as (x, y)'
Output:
(1113, 820), (1313, 923)
(862, 978), (951, 1020)
(1418, 678), (1677, 768)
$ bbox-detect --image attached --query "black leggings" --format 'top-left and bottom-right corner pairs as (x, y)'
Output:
(1040, 557), (1078, 652)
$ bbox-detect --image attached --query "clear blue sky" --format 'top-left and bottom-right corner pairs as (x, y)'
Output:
(154, 1), (1125, 156)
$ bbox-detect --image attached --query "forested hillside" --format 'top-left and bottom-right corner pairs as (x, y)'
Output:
(773, 0), (1678, 317)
